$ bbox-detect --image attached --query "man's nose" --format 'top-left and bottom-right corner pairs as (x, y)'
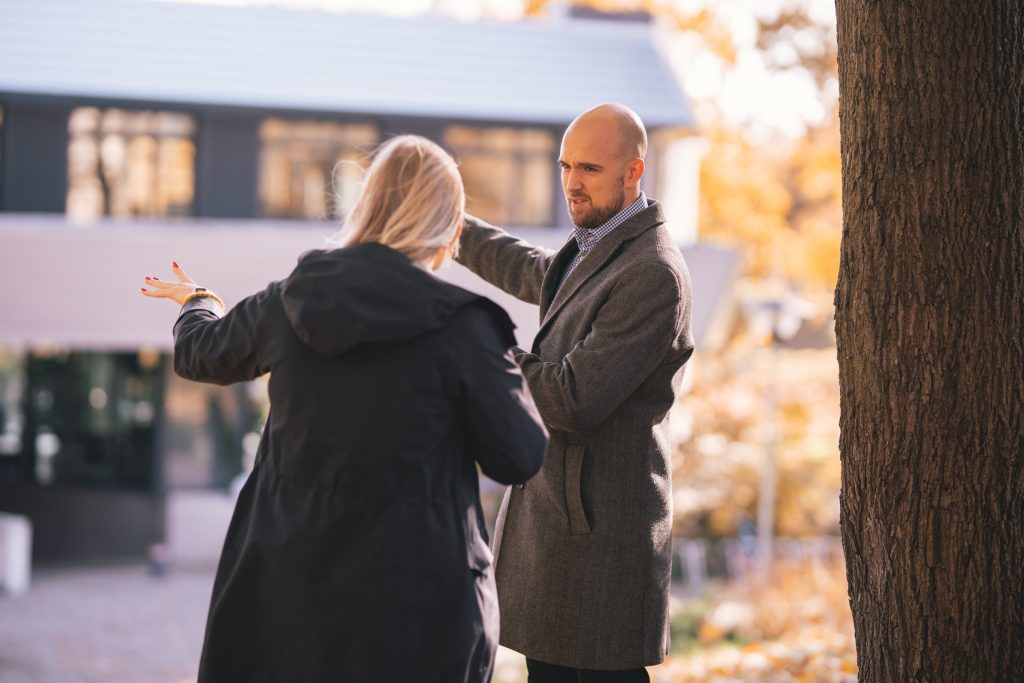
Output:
(565, 169), (584, 192)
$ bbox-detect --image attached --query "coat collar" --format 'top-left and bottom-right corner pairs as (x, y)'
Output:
(534, 199), (667, 345)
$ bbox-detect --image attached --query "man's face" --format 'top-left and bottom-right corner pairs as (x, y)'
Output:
(558, 121), (628, 230)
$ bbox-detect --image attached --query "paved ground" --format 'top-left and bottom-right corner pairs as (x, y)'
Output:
(0, 487), (681, 683)
(0, 562), (531, 683)
(0, 564), (211, 683)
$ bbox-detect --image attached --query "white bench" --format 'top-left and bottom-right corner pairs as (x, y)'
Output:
(0, 513), (32, 596)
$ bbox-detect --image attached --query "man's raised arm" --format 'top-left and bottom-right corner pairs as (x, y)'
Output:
(456, 214), (556, 306)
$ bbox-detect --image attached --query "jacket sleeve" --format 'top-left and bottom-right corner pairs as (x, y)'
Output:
(172, 286), (273, 385)
(456, 214), (556, 305)
(514, 261), (692, 434)
(451, 303), (548, 485)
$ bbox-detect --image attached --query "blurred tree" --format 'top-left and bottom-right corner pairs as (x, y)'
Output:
(778, 114), (842, 287)
(673, 343), (841, 539)
(756, 5), (837, 93)
(835, 1), (1024, 680)
(523, 0), (736, 62)
(698, 114), (841, 289)
(697, 116), (792, 278)
(526, 0), (843, 291)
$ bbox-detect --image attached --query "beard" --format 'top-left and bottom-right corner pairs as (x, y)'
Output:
(567, 176), (626, 230)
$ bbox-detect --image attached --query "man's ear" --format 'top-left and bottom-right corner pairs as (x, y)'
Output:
(626, 158), (645, 189)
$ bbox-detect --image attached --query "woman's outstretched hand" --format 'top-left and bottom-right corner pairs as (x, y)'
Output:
(140, 261), (200, 306)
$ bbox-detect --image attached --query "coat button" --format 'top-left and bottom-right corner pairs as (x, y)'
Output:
(515, 483), (525, 490)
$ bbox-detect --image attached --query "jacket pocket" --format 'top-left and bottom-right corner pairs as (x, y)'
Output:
(464, 507), (494, 576)
(564, 443), (592, 535)
(468, 533), (493, 577)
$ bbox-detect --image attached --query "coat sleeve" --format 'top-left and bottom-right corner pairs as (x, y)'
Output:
(456, 214), (556, 305)
(450, 303), (548, 485)
(172, 286), (274, 385)
(514, 261), (692, 434)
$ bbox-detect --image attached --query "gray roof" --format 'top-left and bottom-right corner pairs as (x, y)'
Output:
(682, 243), (743, 350)
(0, 0), (693, 127)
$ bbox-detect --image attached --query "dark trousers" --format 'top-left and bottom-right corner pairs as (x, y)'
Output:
(526, 658), (651, 683)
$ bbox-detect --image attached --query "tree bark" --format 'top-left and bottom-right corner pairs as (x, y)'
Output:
(835, 2), (1024, 681)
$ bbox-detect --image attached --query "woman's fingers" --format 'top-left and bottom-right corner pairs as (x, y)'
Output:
(141, 262), (196, 305)
(144, 277), (183, 290)
(171, 261), (194, 284)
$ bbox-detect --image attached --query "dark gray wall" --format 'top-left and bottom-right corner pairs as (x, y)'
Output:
(0, 103), (71, 212)
(0, 482), (165, 564)
(194, 111), (261, 218)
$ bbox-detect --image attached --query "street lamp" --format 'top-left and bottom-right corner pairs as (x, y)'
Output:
(744, 293), (815, 574)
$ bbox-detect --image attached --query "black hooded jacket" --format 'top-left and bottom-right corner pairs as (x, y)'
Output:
(172, 243), (547, 683)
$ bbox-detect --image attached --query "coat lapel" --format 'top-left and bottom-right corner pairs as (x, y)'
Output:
(538, 236), (579, 318)
(534, 201), (667, 346)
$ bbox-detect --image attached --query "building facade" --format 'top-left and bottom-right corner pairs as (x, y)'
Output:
(0, 0), (716, 562)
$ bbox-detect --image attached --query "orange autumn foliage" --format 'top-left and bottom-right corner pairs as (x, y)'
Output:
(699, 113), (842, 290)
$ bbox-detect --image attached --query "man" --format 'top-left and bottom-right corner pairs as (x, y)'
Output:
(456, 103), (694, 682)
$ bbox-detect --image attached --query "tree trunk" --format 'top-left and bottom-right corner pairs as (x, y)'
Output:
(834, 2), (1024, 681)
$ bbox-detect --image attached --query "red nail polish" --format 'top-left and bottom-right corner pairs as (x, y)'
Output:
(173, 261), (179, 269)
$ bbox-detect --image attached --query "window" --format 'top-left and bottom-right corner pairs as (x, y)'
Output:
(0, 105), (5, 203)
(444, 125), (556, 227)
(0, 349), (267, 491)
(258, 119), (378, 220)
(0, 349), (25, 475)
(22, 351), (164, 489)
(160, 369), (266, 489)
(66, 107), (196, 221)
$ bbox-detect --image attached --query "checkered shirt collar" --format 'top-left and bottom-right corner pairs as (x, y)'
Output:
(572, 192), (648, 254)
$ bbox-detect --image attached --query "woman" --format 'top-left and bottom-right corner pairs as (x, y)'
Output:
(141, 135), (547, 682)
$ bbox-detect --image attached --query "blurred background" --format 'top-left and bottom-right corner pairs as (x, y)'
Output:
(0, 0), (851, 681)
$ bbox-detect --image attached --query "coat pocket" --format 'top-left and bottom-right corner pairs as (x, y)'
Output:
(468, 533), (493, 577)
(464, 508), (494, 577)
(564, 443), (592, 535)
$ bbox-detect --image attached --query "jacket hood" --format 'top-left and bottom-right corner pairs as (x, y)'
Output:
(280, 243), (493, 355)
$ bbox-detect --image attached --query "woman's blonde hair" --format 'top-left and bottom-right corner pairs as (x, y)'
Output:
(334, 134), (464, 265)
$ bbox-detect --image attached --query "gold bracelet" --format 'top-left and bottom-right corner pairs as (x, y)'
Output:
(182, 289), (226, 311)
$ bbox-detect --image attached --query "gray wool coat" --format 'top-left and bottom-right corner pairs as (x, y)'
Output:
(456, 199), (694, 670)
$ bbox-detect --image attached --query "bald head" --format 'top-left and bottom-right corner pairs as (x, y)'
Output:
(558, 103), (648, 229)
(568, 103), (648, 163)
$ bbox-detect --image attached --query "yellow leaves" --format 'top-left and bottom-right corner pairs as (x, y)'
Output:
(698, 621), (727, 646)
(521, 0), (547, 16)
(523, 0), (842, 292)
(522, 0), (736, 62)
(662, 560), (858, 682)
(656, 5), (736, 63)
(708, 507), (741, 538)
(663, 634), (858, 682)
(522, 0), (842, 291)
(673, 347), (841, 538)
(697, 115), (843, 290)
(699, 126), (789, 274)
